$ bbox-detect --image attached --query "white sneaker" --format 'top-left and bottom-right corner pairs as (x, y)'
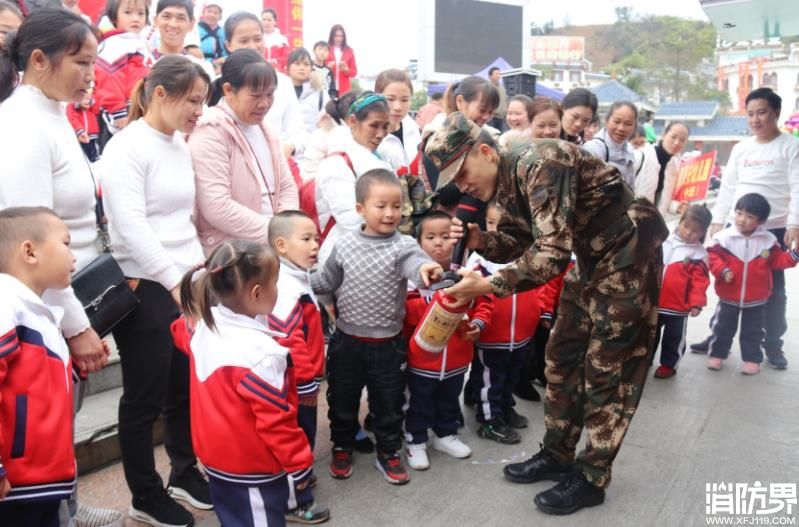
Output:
(432, 435), (472, 459)
(405, 442), (430, 470)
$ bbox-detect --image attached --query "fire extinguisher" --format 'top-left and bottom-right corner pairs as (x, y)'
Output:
(411, 291), (470, 354)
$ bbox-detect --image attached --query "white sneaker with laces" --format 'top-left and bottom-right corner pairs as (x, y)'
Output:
(406, 442), (430, 470)
(433, 435), (472, 459)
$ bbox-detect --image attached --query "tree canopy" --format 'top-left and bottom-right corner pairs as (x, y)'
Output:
(603, 8), (719, 102)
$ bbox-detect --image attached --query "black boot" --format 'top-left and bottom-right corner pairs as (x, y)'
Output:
(512, 380), (541, 402)
(534, 471), (605, 515)
(690, 335), (711, 354)
(503, 445), (572, 484)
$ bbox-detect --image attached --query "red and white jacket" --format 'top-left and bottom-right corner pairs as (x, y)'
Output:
(171, 306), (313, 486)
(327, 46), (357, 95)
(658, 233), (710, 315)
(264, 29), (290, 72)
(94, 30), (151, 122)
(708, 226), (799, 308)
(265, 260), (324, 397)
(536, 260), (573, 322)
(404, 288), (493, 380)
(468, 254), (541, 350)
(66, 99), (101, 142)
(0, 274), (75, 503)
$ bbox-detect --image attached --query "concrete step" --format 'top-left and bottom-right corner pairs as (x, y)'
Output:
(74, 386), (165, 474)
(85, 357), (122, 396)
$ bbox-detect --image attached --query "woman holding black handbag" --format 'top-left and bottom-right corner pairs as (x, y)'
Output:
(0, 8), (108, 375)
(100, 55), (212, 527)
(0, 10), (125, 527)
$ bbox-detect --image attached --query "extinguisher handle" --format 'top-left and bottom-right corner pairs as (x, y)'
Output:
(429, 270), (462, 291)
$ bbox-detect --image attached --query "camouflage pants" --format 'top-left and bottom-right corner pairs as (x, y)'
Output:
(542, 250), (663, 489)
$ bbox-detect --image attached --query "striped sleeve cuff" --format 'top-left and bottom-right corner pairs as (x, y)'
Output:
(296, 379), (320, 396)
(470, 319), (485, 331)
(0, 460), (6, 479)
(540, 312), (553, 321)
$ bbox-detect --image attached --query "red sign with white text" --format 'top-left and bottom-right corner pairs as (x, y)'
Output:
(673, 151), (717, 202)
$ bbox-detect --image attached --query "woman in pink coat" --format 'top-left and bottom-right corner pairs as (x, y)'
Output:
(188, 49), (299, 255)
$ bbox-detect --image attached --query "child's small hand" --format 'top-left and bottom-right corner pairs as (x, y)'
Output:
(462, 321), (482, 341)
(420, 262), (444, 287)
(723, 270), (734, 283)
(113, 117), (129, 130)
(339, 62), (349, 73)
(539, 319), (552, 330)
(0, 475), (11, 499)
(689, 307), (702, 317)
(78, 132), (90, 144)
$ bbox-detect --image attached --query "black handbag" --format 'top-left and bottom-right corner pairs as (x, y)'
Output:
(70, 151), (138, 337)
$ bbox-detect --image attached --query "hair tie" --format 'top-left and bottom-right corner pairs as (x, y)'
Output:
(348, 92), (386, 117)
(191, 261), (207, 273)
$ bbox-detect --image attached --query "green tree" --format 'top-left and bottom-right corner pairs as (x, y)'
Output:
(411, 90), (428, 112)
(642, 17), (716, 101)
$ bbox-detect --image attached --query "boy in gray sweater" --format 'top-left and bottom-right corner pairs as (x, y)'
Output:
(312, 169), (442, 486)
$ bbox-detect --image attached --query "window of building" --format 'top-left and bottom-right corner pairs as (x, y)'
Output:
(569, 70), (581, 83)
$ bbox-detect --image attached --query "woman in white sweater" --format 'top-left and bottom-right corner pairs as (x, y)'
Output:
(315, 91), (391, 265)
(100, 56), (212, 527)
(0, 11), (107, 373)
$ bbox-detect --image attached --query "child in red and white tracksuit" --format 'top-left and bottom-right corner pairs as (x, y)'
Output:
(265, 212), (325, 451)
(654, 205), (712, 379)
(94, 0), (152, 133)
(403, 212), (493, 470)
(173, 241), (329, 525)
(0, 209), (79, 525)
(66, 91), (102, 162)
(465, 203), (541, 444)
(707, 194), (799, 375)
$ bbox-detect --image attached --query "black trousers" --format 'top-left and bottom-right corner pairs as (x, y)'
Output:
(0, 500), (61, 527)
(112, 279), (196, 500)
(471, 345), (526, 423)
(326, 330), (407, 453)
(764, 227), (787, 355)
(654, 313), (688, 368)
(404, 371), (465, 444)
(297, 403), (318, 451)
(708, 303), (766, 363)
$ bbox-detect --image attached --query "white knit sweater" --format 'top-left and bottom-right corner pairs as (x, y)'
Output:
(0, 84), (96, 337)
(100, 119), (204, 291)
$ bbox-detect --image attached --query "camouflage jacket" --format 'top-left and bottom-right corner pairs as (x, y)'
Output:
(481, 139), (668, 296)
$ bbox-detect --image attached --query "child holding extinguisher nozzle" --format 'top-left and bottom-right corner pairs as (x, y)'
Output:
(403, 212), (493, 470)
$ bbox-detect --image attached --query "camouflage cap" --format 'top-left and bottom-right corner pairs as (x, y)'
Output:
(423, 112), (483, 189)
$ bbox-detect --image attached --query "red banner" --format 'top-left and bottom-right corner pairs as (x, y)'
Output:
(267, 0), (304, 49)
(673, 151), (717, 202)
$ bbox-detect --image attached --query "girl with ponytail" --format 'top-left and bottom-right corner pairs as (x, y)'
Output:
(174, 241), (330, 525)
(99, 55), (214, 526)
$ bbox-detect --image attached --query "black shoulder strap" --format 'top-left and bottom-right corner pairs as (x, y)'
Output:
(635, 151), (645, 177)
(595, 137), (609, 162)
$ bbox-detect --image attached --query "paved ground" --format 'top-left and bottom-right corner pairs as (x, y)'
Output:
(79, 266), (799, 527)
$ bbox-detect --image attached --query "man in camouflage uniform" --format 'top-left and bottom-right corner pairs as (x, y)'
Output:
(424, 112), (668, 515)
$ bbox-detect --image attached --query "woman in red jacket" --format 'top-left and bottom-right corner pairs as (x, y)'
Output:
(326, 24), (357, 97)
(261, 7), (289, 72)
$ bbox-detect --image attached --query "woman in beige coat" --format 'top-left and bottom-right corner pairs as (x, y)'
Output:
(188, 49), (298, 254)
